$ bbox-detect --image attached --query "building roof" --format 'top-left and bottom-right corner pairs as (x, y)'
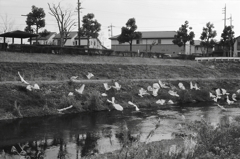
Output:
(0, 30), (38, 38)
(194, 40), (201, 46)
(53, 31), (78, 39)
(33, 32), (56, 40)
(109, 31), (177, 40)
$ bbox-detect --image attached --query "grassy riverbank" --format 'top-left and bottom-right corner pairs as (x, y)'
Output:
(0, 51), (240, 120)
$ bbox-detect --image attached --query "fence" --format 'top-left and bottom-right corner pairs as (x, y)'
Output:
(195, 57), (240, 62)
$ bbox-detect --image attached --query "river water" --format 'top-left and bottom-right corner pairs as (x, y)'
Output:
(0, 102), (240, 159)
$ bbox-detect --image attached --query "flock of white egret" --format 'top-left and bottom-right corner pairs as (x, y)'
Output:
(209, 88), (239, 111)
(17, 71), (239, 112)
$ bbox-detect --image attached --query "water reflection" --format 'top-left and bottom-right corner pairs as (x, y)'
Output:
(0, 104), (240, 158)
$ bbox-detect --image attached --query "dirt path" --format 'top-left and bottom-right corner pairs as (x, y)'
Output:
(1, 77), (239, 85)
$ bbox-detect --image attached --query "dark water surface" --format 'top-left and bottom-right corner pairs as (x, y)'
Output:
(1, 103), (240, 158)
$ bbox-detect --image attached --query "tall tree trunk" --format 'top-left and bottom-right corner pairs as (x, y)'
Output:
(87, 37), (89, 49)
(183, 43), (186, 54)
(36, 26), (39, 45)
(130, 40), (132, 51)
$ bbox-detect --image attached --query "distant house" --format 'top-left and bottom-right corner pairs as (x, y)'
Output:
(109, 31), (184, 56)
(233, 36), (240, 57)
(53, 31), (78, 46)
(52, 31), (106, 49)
(74, 36), (107, 49)
(32, 32), (56, 45)
(185, 40), (209, 55)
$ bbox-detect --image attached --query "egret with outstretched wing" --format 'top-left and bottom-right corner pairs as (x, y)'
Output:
(128, 101), (140, 111)
(18, 72), (29, 85)
(112, 82), (121, 91)
(103, 83), (112, 90)
(86, 72), (94, 79)
(75, 84), (85, 94)
(156, 99), (166, 105)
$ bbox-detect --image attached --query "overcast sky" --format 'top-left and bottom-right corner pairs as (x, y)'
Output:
(0, 0), (239, 48)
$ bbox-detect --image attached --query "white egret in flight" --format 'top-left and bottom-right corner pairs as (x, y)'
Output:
(107, 97), (123, 111)
(86, 72), (94, 79)
(158, 80), (170, 88)
(168, 90), (179, 97)
(75, 84), (85, 94)
(217, 104), (227, 111)
(226, 95), (234, 105)
(138, 88), (150, 97)
(147, 86), (153, 92)
(209, 92), (216, 98)
(128, 101), (140, 111)
(70, 76), (78, 81)
(26, 83), (40, 91)
(68, 92), (74, 96)
(103, 83), (112, 90)
(167, 100), (174, 104)
(156, 99), (166, 105)
(237, 89), (240, 94)
(18, 72), (29, 85)
(112, 82), (121, 91)
(232, 93), (237, 101)
(57, 105), (73, 112)
(190, 81), (200, 90)
(101, 93), (108, 97)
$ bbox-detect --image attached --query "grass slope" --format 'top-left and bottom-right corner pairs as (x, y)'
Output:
(0, 51), (240, 120)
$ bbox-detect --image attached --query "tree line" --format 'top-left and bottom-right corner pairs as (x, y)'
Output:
(23, 3), (101, 48)
(2, 2), (235, 56)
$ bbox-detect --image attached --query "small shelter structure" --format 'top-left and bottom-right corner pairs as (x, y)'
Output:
(0, 30), (38, 50)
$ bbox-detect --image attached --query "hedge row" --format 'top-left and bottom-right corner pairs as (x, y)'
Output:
(7, 44), (197, 60)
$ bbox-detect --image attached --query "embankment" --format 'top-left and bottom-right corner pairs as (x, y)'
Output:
(0, 51), (240, 120)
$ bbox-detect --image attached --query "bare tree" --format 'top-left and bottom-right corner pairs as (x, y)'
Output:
(48, 3), (76, 47)
(0, 14), (15, 33)
(0, 14), (15, 43)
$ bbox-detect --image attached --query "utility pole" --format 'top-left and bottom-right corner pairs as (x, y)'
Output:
(228, 14), (233, 27)
(222, 4), (226, 28)
(108, 24), (115, 37)
(77, 0), (83, 47)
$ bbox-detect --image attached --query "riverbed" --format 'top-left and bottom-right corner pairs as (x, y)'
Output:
(1, 102), (240, 159)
